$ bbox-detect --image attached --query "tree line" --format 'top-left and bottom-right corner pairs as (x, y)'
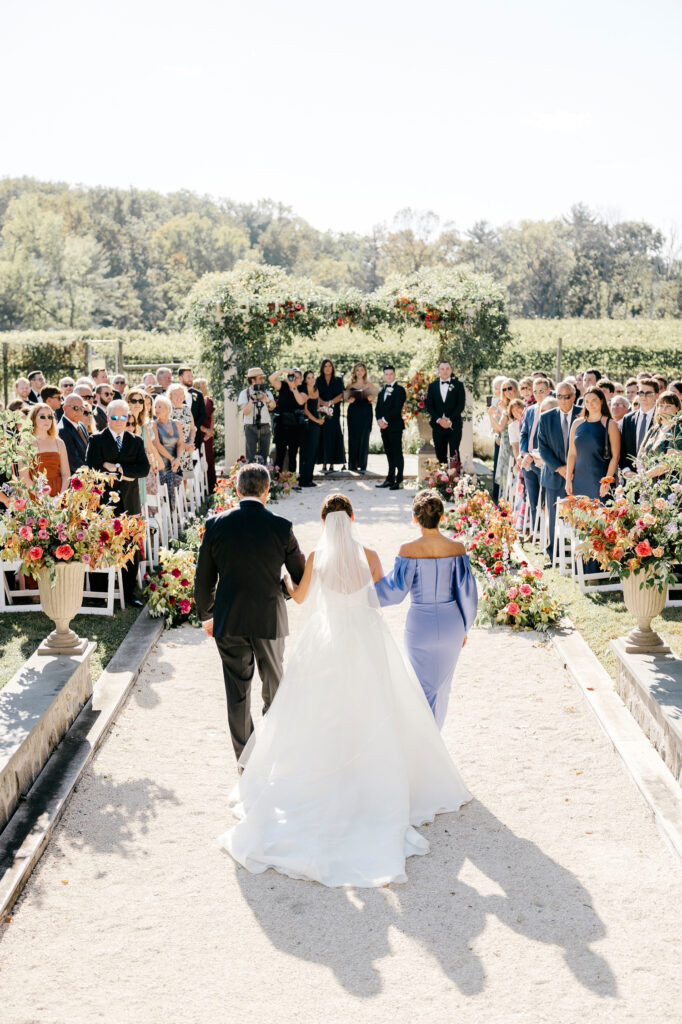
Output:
(1, 177), (680, 333)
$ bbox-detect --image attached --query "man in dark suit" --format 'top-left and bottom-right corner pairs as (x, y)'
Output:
(619, 378), (659, 473)
(375, 365), (406, 490)
(58, 395), (89, 474)
(178, 367), (206, 448)
(27, 370), (45, 404)
(41, 384), (63, 422)
(194, 463), (306, 759)
(538, 382), (581, 560)
(85, 399), (150, 606)
(519, 377), (551, 528)
(424, 360), (466, 464)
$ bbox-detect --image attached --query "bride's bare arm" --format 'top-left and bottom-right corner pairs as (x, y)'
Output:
(285, 552), (315, 603)
(364, 547), (384, 583)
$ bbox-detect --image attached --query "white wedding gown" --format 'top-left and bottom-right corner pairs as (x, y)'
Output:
(219, 512), (472, 887)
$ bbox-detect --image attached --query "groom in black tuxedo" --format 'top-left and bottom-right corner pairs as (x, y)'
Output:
(375, 365), (406, 490)
(194, 463), (306, 759)
(425, 360), (466, 464)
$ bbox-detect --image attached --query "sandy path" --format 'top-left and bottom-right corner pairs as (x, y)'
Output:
(1, 479), (681, 1024)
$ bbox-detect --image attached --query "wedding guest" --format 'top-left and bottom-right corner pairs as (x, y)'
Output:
(58, 393), (90, 474)
(582, 368), (601, 390)
(239, 368), (276, 464)
(15, 377), (31, 402)
(488, 378), (520, 494)
(91, 368), (108, 387)
(613, 381), (625, 395)
(518, 377), (534, 405)
(153, 395), (184, 512)
(27, 370), (46, 404)
(178, 366), (206, 447)
(298, 370), (324, 488)
(639, 391), (682, 479)
(41, 384), (63, 422)
(610, 395), (630, 428)
(653, 374), (668, 393)
(625, 378), (638, 404)
(81, 402), (95, 434)
(74, 376), (96, 392)
(85, 399), (150, 607)
(136, 390), (163, 508)
(153, 366), (172, 395)
(125, 412), (138, 433)
(94, 382), (114, 431)
(269, 366), (306, 475)
(345, 362), (376, 473)
(506, 398), (526, 462)
(597, 379), (615, 401)
(112, 373), (127, 399)
(168, 382), (196, 480)
(375, 365), (406, 490)
(59, 376), (75, 398)
(315, 359), (345, 473)
(669, 380), (682, 401)
(538, 381), (581, 560)
(425, 360), (466, 466)
(375, 489), (477, 728)
(566, 387), (620, 500)
(519, 377), (551, 527)
(575, 371), (585, 401)
(27, 403), (70, 495)
(141, 372), (157, 391)
(489, 375), (505, 499)
(195, 377), (217, 491)
(619, 377), (659, 472)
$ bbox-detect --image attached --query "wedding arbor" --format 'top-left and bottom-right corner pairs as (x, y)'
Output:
(188, 261), (511, 467)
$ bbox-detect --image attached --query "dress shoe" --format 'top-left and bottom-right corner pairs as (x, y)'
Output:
(128, 597), (144, 608)
(292, 485), (302, 492)
(375, 480), (392, 488)
(389, 483), (401, 490)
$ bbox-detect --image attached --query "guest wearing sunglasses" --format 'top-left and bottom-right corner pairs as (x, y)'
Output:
(126, 387), (163, 508)
(487, 377), (520, 495)
(619, 378), (660, 474)
(28, 403), (70, 495)
(58, 394), (90, 474)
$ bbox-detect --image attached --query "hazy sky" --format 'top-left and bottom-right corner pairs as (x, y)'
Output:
(4, 0), (681, 238)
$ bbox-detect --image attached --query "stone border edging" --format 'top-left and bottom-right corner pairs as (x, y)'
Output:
(0, 607), (164, 923)
(550, 618), (682, 865)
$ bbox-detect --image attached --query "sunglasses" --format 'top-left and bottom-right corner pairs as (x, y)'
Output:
(109, 414), (126, 421)
(638, 390), (655, 397)
(128, 397), (144, 404)
(557, 394), (573, 400)
(502, 386), (514, 392)
(81, 393), (93, 400)
(70, 405), (84, 412)
(37, 414), (53, 420)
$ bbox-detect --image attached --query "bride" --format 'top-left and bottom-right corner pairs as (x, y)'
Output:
(219, 493), (472, 887)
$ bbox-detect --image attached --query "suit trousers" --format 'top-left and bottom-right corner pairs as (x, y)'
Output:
(215, 634), (285, 759)
(432, 423), (461, 465)
(522, 466), (540, 528)
(381, 429), (404, 483)
(544, 485), (566, 558)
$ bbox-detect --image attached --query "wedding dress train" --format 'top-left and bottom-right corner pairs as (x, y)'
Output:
(219, 512), (472, 887)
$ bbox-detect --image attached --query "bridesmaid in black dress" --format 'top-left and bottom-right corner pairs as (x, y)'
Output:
(345, 362), (376, 474)
(315, 358), (345, 473)
(298, 371), (324, 487)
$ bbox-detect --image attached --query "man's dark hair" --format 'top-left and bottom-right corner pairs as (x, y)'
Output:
(28, 370), (43, 382)
(237, 463), (270, 497)
(639, 377), (660, 394)
(597, 378), (615, 396)
(96, 383), (111, 396)
(41, 385), (61, 401)
(383, 365), (395, 372)
(177, 366), (192, 377)
(584, 367), (601, 380)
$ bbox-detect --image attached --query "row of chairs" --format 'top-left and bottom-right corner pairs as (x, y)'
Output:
(0, 445), (212, 617)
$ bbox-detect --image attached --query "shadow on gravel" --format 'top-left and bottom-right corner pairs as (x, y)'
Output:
(236, 800), (617, 999)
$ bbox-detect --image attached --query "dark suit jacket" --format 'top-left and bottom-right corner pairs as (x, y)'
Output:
(619, 410), (655, 470)
(424, 378), (466, 429)
(538, 405), (581, 491)
(194, 501), (306, 640)
(27, 389), (41, 405)
(188, 388), (206, 444)
(85, 429), (149, 515)
(375, 383), (406, 433)
(58, 416), (89, 475)
(94, 405), (108, 432)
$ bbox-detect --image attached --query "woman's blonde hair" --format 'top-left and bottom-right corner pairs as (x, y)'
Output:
(29, 402), (57, 438)
(194, 378), (209, 397)
(500, 378), (520, 410)
(349, 363), (369, 387)
(154, 395), (172, 415)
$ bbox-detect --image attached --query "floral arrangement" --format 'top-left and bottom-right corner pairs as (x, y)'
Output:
(143, 547), (198, 627)
(559, 455), (682, 589)
(417, 459), (468, 500)
(477, 564), (563, 631)
(445, 490), (518, 572)
(403, 370), (432, 421)
(0, 468), (145, 582)
(213, 458), (297, 510)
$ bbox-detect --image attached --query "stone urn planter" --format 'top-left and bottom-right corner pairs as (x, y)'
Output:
(416, 412), (433, 444)
(36, 562), (88, 656)
(622, 570), (670, 654)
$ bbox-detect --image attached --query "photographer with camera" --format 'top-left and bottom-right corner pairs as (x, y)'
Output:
(238, 368), (276, 463)
(269, 366), (306, 479)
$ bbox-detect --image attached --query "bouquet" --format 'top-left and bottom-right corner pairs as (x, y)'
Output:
(143, 547), (198, 627)
(477, 564), (563, 632)
(418, 459), (468, 501)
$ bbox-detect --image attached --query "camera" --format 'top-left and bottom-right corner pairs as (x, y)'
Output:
(486, 395), (493, 407)
(250, 387), (264, 400)
(286, 373), (296, 382)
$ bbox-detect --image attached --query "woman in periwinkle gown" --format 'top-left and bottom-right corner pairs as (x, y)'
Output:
(565, 386), (620, 500)
(219, 493), (472, 888)
(375, 490), (478, 729)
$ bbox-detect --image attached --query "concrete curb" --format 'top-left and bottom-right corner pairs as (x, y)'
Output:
(550, 617), (682, 866)
(0, 607), (164, 922)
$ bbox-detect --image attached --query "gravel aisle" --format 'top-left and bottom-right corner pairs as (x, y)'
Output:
(1, 480), (681, 1024)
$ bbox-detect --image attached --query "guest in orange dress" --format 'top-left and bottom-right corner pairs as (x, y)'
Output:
(28, 403), (70, 496)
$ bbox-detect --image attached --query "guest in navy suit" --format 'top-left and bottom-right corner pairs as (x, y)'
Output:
(538, 381), (581, 559)
(58, 394), (90, 475)
(619, 378), (659, 473)
(518, 377), (551, 528)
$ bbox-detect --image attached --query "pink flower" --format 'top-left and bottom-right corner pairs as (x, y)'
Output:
(112, 518), (122, 535)
(635, 539), (653, 558)
(71, 477), (83, 491)
(507, 586), (519, 599)
(38, 529), (49, 539)
(75, 530), (86, 541)
(13, 498), (27, 511)
(26, 516), (35, 526)
(532, 568), (543, 578)
(38, 517), (48, 528)
(652, 546), (664, 558)
(19, 525), (33, 541)
(654, 497), (667, 510)
(28, 545), (43, 560)
(506, 602), (520, 615)
(520, 583), (532, 595)
(179, 599), (191, 614)
(81, 553), (91, 563)
(55, 544), (74, 560)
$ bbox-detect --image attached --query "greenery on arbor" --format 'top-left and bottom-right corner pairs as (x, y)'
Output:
(187, 262), (511, 399)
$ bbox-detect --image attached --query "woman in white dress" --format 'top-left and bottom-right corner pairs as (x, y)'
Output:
(219, 493), (472, 888)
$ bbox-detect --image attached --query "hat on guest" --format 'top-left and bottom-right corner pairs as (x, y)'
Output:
(246, 367), (265, 379)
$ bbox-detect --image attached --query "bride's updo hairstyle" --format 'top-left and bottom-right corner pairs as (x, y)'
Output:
(321, 493), (353, 520)
(413, 489), (444, 529)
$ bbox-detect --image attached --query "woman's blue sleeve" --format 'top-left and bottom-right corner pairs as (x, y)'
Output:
(454, 555), (478, 631)
(375, 556), (415, 607)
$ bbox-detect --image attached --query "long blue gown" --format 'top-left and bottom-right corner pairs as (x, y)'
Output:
(375, 555), (478, 729)
(572, 419), (609, 499)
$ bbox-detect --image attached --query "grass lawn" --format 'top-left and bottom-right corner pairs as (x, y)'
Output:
(0, 606), (141, 691)
(518, 541), (682, 677)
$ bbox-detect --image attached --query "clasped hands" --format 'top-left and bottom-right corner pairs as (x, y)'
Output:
(437, 416), (452, 429)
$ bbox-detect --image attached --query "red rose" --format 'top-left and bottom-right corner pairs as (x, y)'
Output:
(100, 530), (111, 543)
(180, 578), (190, 587)
(71, 477), (83, 491)
(113, 518), (122, 535)
(171, 568), (181, 578)
(150, 583), (157, 591)
(169, 595), (177, 605)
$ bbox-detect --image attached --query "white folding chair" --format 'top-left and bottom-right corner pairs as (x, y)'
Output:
(81, 568), (125, 615)
(0, 561), (43, 612)
(155, 483), (172, 549)
(574, 555), (623, 595)
(552, 501), (573, 577)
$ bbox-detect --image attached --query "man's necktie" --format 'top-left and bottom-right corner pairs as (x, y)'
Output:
(562, 413), (569, 458)
(636, 413), (647, 452)
(115, 433), (123, 451)
(529, 407), (539, 449)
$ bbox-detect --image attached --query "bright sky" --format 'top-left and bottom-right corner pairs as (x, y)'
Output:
(4, 0), (681, 239)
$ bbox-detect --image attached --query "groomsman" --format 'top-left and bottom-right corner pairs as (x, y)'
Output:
(27, 370), (45, 404)
(178, 366), (206, 447)
(375, 366), (406, 490)
(424, 360), (466, 463)
(537, 381), (581, 560)
(619, 378), (659, 472)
